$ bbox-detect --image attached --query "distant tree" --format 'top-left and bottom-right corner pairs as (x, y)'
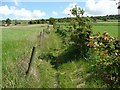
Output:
(49, 17), (55, 25)
(41, 19), (46, 24)
(118, 5), (120, 9)
(91, 16), (96, 22)
(5, 18), (11, 26)
(36, 20), (40, 24)
(103, 17), (107, 21)
(28, 20), (33, 24)
(2, 20), (6, 24)
(33, 20), (37, 24)
(14, 20), (21, 25)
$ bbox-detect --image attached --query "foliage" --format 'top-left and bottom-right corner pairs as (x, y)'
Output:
(91, 15), (120, 21)
(14, 20), (21, 25)
(28, 20), (36, 24)
(87, 31), (120, 87)
(55, 25), (72, 48)
(103, 17), (107, 21)
(28, 19), (47, 24)
(69, 6), (93, 58)
(5, 18), (11, 26)
(2, 20), (6, 24)
(49, 17), (55, 25)
(55, 6), (93, 58)
(118, 5), (120, 9)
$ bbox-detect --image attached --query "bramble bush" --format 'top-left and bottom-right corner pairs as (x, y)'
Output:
(87, 31), (120, 87)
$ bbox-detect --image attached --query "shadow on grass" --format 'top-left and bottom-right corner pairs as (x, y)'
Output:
(39, 45), (89, 70)
(52, 47), (80, 69)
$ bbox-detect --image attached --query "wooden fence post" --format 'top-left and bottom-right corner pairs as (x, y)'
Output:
(43, 29), (45, 38)
(26, 46), (36, 75)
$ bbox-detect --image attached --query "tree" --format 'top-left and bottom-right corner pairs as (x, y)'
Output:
(70, 6), (93, 58)
(80, 9), (85, 17)
(71, 5), (85, 17)
(5, 18), (11, 26)
(49, 17), (55, 25)
(118, 5), (120, 9)
(2, 20), (6, 24)
(28, 20), (33, 24)
(103, 17), (107, 21)
(41, 19), (46, 24)
(35, 20), (40, 24)
(14, 20), (21, 25)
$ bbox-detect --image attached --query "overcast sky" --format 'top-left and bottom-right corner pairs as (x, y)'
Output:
(0, 0), (119, 20)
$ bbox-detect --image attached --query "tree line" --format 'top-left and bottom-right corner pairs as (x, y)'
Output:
(1, 14), (120, 26)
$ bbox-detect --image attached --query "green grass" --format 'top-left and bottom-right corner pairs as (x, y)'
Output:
(93, 21), (118, 38)
(94, 21), (118, 26)
(57, 56), (107, 88)
(2, 26), (39, 88)
(92, 25), (118, 38)
(2, 25), (58, 88)
(2, 21), (118, 88)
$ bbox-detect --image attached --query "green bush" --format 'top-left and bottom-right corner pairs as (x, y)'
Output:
(87, 32), (120, 87)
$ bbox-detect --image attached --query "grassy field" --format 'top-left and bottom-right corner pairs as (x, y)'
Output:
(93, 21), (119, 39)
(2, 25), (56, 88)
(93, 26), (118, 38)
(1, 21), (119, 88)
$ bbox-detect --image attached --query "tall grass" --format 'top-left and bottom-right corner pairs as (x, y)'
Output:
(2, 26), (57, 88)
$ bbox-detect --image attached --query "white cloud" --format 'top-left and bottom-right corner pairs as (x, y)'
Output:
(52, 11), (58, 16)
(33, 10), (46, 17)
(0, 5), (14, 16)
(13, 8), (32, 19)
(85, 0), (118, 16)
(0, 5), (46, 20)
(63, 3), (77, 16)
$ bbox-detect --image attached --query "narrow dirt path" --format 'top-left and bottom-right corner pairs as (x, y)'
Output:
(54, 69), (60, 88)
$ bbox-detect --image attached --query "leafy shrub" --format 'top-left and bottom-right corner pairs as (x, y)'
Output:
(87, 32), (120, 87)
(69, 6), (93, 58)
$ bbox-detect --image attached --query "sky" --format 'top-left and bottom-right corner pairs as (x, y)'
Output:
(0, 0), (119, 20)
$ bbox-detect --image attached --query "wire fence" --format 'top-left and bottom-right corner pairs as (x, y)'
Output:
(2, 25), (51, 79)
(2, 25), (61, 88)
